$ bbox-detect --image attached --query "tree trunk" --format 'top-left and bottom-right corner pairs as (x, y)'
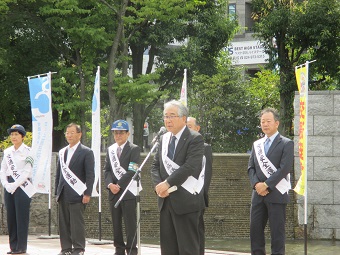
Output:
(132, 103), (145, 150)
(278, 66), (295, 137)
(130, 42), (146, 149)
(106, 0), (129, 144)
(75, 49), (87, 145)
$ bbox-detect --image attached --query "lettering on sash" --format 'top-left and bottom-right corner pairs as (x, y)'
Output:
(59, 147), (87, 196)
(6, 149), (36, 198)
(108, 144), (142, 196)
(254, 138), (291, 194)
(161, 132), (203, 194)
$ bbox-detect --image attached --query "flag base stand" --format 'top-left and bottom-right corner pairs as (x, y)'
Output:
(37, 234), (59, 239)
(87, 239), (113, 245)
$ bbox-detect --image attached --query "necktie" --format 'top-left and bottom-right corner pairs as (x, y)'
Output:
(117, 146), (122, 159)
(264, 138), (270, 155)
(167, 136), (177, 160)
(64, 149), (68, 163)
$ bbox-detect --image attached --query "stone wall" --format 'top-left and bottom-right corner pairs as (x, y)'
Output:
(294, 90), (340, 239)
(0, 153), (296, 239)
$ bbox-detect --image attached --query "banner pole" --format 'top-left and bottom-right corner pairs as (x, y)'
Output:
(304, 61), (309, 255)
(28, 71), (57, 79)
(28, 71), (58, 239)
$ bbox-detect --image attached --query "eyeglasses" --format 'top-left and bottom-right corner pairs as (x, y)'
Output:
(65, 132), (80, 136)
(113, 130), (127, 135)
(163, 116), (180, 120)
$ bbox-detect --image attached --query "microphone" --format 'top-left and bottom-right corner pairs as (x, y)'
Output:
(152, 127), (167, 144)
(168, 186), (177, 193)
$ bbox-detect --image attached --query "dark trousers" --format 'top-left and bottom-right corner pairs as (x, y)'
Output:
(198, 209), (206, 255)
(58, 194), (86, 252)
(160, 198), (200, 255)
(110, 199), (137, 255)
(4, 187), (31, 252)
(250, 201), (287, 255)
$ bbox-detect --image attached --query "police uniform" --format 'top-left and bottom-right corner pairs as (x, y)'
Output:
(104, 120), (141, 255)
(0, 124), (34, 254)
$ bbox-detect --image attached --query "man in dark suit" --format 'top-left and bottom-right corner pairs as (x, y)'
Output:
(151, 100), (205, 255)
(248, 108), (294, 255)
(104, 120), (141, 255)
(187, 117), (213, 255)
(55, 123), (95, 255)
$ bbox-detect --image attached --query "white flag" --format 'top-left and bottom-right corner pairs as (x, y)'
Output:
(179, 69), (187, 107)
(28, 73), (53, 194)
(91, 66), (101, 197)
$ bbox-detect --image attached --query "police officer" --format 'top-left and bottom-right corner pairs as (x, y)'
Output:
(104, 120), (141, 255)
(0, 124), (35, 254)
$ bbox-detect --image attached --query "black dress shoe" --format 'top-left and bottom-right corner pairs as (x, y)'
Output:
(11, 251), (26, 254)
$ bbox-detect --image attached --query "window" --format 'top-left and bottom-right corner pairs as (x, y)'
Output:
(245, 2), (255, 32)
(228, 3), (236, 21)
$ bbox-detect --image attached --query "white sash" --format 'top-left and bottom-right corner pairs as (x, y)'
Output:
(161, 132), (203, 194)
(254, 138), (291, 194)
(59, 147), (87, 196)
(6, 151), (36, 198)
(195, 155), (206, 193)
(108, 144), (141, 196)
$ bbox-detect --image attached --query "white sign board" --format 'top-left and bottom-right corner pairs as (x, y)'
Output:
(227, 41), (269, 65)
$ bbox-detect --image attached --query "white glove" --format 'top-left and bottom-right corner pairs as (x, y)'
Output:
(5, 183), (18, 194)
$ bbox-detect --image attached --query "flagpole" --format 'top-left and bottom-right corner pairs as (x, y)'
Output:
(294, 60), (315, 255)
(48, 72), (52, 236)
(88, 66), (111, 245)
(28, 71), (58, 239)
(97, 66), (102, 241)
(304, 61), (309, 255)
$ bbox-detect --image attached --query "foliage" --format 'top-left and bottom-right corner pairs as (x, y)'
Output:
(0, 0), (59, 136)
(251, 0), (340, 135)
(0, 132), (32, 151)
(249, 68), (280, 111)
(0, 0), (237, 152)
(188, 52), (260, 153)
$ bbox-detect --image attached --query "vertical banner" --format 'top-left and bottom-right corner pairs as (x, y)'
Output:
(91, 66), (101, 197)
(294, 63), (308, 196)
(179, 69), (187, 107)
(28, 73), (53, 194)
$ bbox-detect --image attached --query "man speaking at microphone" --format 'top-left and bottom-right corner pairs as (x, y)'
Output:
(104, 120), (141, 255)
(151, 100), (205, 255)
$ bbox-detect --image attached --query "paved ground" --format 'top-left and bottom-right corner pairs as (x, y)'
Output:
(0, 235), (249, 255)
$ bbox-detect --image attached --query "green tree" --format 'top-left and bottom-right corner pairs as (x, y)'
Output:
(0, 0), (238, 152)
(188, 52), (259, 153)
(0, 1), (60, 137)
(112, 0), (238, 148)
(252, 0), (340, 135)
(249, 68), (280, 111)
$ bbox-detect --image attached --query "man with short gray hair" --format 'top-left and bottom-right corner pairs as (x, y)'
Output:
(151, 100), (205, 255)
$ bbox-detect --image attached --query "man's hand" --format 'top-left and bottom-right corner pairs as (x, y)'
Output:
(255, 182), (269, 196)
(82, 195), (91, 204)
(155, 181), (170, 198)
(109, 183), (121, 195)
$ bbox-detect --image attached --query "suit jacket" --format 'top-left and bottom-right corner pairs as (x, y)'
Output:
(104, 141), (141, 202)
(248, 134), (294, 204)
(203, 143), (213, 207)
(55, 143), (95, 203)
(151, 126), (205, 215)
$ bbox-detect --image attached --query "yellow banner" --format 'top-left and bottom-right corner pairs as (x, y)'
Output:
(294, 65), (308, 196)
